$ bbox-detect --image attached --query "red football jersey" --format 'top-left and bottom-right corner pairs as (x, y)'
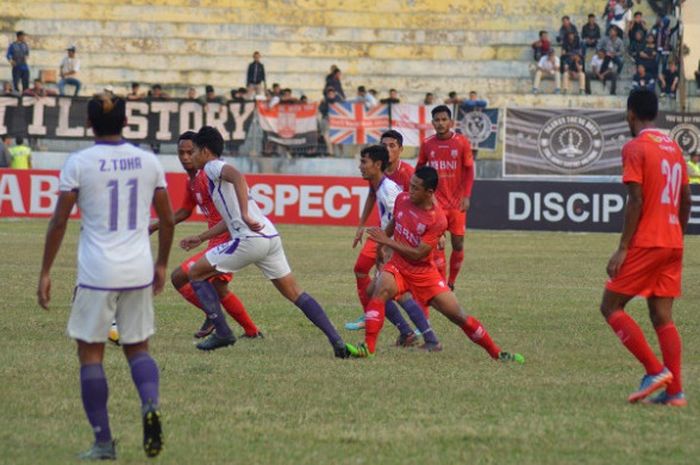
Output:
(386, 160), (414, 192)
(417, 132), (474, 210)
(182, 170), (231, 248)
(389, 192), (448, 275)
(622, 128), (689, 249)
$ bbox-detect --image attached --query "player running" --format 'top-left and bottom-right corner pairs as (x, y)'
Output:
(600, 89), (691, 406)
(416, 105), (474, 290)
(149, 131), (261, 339)
(38, 94), (174, 459)
(345, 166), (523, 363)
(180, 126), (349, 358)
(346, 129), (418, 331)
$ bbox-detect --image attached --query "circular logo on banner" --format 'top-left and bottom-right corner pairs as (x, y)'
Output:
(461, 111), (493, 145)
(537, 115), (604, 171)
(669, 124), (699, 155)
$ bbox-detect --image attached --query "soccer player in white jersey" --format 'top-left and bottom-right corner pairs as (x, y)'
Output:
(179, 126), (349, 358)
(37, 95), (174, 460)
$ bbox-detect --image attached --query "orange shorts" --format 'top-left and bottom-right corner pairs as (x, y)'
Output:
(383, 262), (450, 307)
(605, 247), (683, 298)
(444, 208), (467, 236)
(181, 248), (233, 283)
(358, 238), (378, 261)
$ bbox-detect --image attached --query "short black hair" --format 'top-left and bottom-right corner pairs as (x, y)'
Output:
(1, 134), (10, 142)
(16, 136), (24, 145)
(153, 84), (162, 90)
(562, 15), (570, 21)
(193, 126), (224, 156)
(448, 91), (457, 98)
(381, 129), (403, 147)
(415, 166), (438, 191)
(358, 85), (366, 92)
(16, 31), (24, 38)
(431, 104), (452, 119)
(87, 94), (126, 137)
(178, 131), (196, 142)
(627, 89), (658, 122)
(131, 82), (139, 89)
(634, 11), (642, 17)
(539, 30), (547, 37)
(588, 13), (595, 18)
(360, 144), (389, 171)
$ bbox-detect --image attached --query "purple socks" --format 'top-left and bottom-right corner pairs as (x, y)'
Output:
(80, 364), (112, 443)
(294, 292), (342, 346)
(191, 280), (232, 338)
(385, 300), (413, 337)
(128, 352), (160, 408)
(400, 298), (439, 344)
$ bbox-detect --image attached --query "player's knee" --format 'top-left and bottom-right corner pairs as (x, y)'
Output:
(171, 267), (186, 288)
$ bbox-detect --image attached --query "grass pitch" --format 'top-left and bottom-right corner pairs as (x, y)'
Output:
(0, 219), (698, 465)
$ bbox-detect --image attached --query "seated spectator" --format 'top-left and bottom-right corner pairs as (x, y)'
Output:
(632, 64), (656, 92)
(58, 45), (80, 96)
(380, 88), (400, 104)
(423, 92), (435, 105)
(22, 78), (56, 97)
(532, 31), (551, 61)
(659, 60), (679, 98)
(353, 85), (378, 108)
(461, 91), (487, 111)
(598, 26), (624, 73)
(126, 82), (144, 100)
(586, 49), (617, 95)
(148, 84), (169, 100)
(562, 32), (585, 94)
(627, 11), (647, 49)
(186, 86), (197, 100)
(581, 14), (601, 55)
(628, 29), (646, 61)
(444, 91), (460, 105)
(557, 16), (578, 44)
(2, 80), (17, 96)
(532, 49), (561, 94)
(638, 33), (659, 76)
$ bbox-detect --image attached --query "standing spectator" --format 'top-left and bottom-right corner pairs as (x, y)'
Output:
(9, 137), (31, 169)
(126, 82), (144, 100)
(2, 81), (17, 96)
(598, 26), (625, 73)
(695, 60), (700, 94)
(586, 49), (618, 95)
(423, 92), (435, 105)
(58, 45), (81, 96)
(581, 14), (601, 56)
(627, 11), (648, 48)
(318, 86), (342, 156)
(380, 89), (400, 104)
(532, 31), (551, 61)
(461, 90), (487, 111)
(6, 31), (30, 93)
(23, 79), (56, 97)
(444, 91), (461, 105)
(562, 31), (585, 94)
(609, 0), (632, 36)
(532, 49), (561, 94)
(353, 85), (377, 109)
(246, 51), (266, 95)
(632, 64), (655, 91)
(325, 68), (345, 100)
(688, 151), (700, 184)
(0, 134), (11, 167)
(556, 16), (578, 44)
(279, 88), (297, 104)
(638, 33), (659, 76)
(655, 16), (679, 73)
(659, 60), (679, 98)
(186, 86), (197, 100)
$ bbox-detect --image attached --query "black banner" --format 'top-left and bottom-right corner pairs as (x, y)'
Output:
(470, 180), (700, 234)
(658, 111), (700, 156)
(0, 97), (256, 144)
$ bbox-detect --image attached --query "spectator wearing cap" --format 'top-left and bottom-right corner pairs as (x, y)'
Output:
(127, 82), (144, 100)
(246, 51), (266, 95)
(532, 49), (561, 94)
(6, 31), (30, 93)
(58, 45), (81, 96)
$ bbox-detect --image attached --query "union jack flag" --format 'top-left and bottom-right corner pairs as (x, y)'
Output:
(328, 103), (389, 145)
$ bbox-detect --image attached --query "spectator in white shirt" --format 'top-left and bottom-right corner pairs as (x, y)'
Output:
(58, 45), (81, 96)
(533, 49), (561, 94)
(585, 49), (618, 95)
(353, 85), (378, 109)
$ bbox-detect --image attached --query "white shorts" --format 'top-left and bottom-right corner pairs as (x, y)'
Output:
(67, 285), (154, 344)
(206, 236), (291, 280)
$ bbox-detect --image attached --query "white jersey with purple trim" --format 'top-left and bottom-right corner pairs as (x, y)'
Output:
(203, 159), (278, 239)
(58, 141), (167, 289)
(375, 176), (403, 229)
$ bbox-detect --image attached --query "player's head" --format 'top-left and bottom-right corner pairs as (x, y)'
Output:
(177, 131), (197, 172)
(381, 129), (403, 164)
(626, 89), (658, 137)
(87, 93), (126, 137)
(410, 166), (438, 205)
(431, 105), (453, 136)
(192, 125), (224, 169)
(359, 144), (389, 180)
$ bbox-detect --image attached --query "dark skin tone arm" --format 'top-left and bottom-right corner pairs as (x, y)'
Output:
(151, 188), (175, 294)
(220, 164), (263, 232)
(180, 220), (228, 251)
(607, 182), (642, 278)
(353, 189), (376, 248)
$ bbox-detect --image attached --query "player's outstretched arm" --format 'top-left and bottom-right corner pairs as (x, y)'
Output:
(607, 182), (643, 278)
(679, 184), (691, 233)
(354, 189), (376, 248)
(152, 188), (174, 295)
(180, 220), (228, 251)
(220, 164), (263, 231)
(37, 191), (77, 310)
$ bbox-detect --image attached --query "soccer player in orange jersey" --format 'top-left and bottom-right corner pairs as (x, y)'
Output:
(600, 89), (691, 406)
(345, 166), (523, 363)
(416, 105), (474, 290)
(149, 131), (260, 339)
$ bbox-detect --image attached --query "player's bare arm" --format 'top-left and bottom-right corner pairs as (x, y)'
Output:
(367, 227), (432, 262)
(180, 220), (228, 251)
(37, 191), (77, 310)
(679, 184), (692, 232)
(607, 182), (642, 278)
(220, 164), (263, 231)
(354, 189), (376, 248)
(152, 188), (175, 295)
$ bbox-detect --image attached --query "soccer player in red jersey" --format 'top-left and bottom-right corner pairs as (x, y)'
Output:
(417, 105), (474, 290)
(345, 166), (523, 363)
(600, 90), (691, 406)
(149, 131), (260, 339)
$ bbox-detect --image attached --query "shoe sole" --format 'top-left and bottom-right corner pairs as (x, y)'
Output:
(143, 408), (163, 458)
(196, 339), (236, 351)
(628, 372), (673, 403)
(193, 326), (215, 339)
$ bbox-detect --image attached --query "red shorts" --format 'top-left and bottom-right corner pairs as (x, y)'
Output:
(181, 248), (233, 283)
(358, 238), (378, 261)
(383, 262), (450, 307)
(605, 247), (683, 298)
(444, 208), (467, 236)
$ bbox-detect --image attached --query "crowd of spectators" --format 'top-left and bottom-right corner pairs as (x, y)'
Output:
(531, 0), (686, 97)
